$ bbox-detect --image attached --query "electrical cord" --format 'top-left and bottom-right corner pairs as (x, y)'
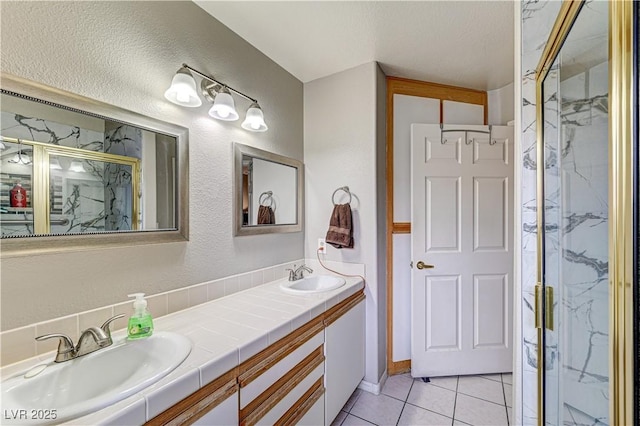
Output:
(316, 248), (366, 284)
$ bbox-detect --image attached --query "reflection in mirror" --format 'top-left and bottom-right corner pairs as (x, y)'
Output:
(0, 74), (188, 256)
(242, 156), (297, 226)
(234, 143), (303, 236)
(1, 92), (175, 235)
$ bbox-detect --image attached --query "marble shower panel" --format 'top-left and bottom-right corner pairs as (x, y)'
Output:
(520, 1), (563, 423)
(103, 125), (141, 231)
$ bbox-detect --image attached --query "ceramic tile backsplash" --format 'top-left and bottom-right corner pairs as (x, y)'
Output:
(0, 326), (36, 366)
(0, 259), (302, 367)
(146, 293), (168, 318)
(78, 306), (114, 335)
(207, 281), (225, 301)
(167, 288), (189, 314)
(188, 284), (207, 307)
(35, 315), (79, 355)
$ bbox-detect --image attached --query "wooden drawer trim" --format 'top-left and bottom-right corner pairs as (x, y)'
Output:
(276, 377), (325, 426)
(145, 367), (238, 426)
(324, 291), (366, 327)
(238, 315), (324, 388)
(240, 346), (325, 426)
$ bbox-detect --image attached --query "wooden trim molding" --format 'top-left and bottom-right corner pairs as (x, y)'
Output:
(386, 76), (488, 375)
(392, 222), (411, 234)
(240, 346), (325, 426)
(238, 316), (324, 388)
(275, 378), (325, 426)
(145, 368), (239, 426)
(238, 289), (364, 388)
(388, 359), (412, 376)
(323, 291), (366, 327)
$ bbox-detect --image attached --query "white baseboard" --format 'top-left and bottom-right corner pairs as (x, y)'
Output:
(358, 370), (388, 395)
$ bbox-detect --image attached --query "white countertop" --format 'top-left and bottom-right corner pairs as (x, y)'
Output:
(1, 273), (365, 425)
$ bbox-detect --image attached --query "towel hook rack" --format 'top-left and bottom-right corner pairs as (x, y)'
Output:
(259, 191), (274, 208)
(332, 186), (352, 205)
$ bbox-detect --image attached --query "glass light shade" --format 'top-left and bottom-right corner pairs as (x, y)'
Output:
(208, 87), (239, 121)
(49, 158), (62, 170)
(241, 102), (268, 132)
(164, 68), (202, 107)
(69, 160), (86, 173)
(9, 151), (31, 165)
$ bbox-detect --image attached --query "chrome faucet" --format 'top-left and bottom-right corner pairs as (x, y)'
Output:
(286, 264), (313, 281)
(35, 314), (124, 363)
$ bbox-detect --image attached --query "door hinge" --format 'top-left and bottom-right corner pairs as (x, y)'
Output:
(545, 286), (554, 331)
(534, 283), (554, 331)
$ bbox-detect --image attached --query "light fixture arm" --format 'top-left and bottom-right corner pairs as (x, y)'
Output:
(182, 63), (258, 104)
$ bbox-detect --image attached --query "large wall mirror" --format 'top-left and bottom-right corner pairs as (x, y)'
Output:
(233, 143), (303, 236)
(0, 74), (189, 257)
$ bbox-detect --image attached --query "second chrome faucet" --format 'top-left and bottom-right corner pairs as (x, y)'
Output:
(35, 314), (124, 363)
(286, 264), (313, 281)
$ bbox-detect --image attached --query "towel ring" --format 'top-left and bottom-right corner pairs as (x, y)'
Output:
(259, 191), (274, 208)
(332, 186), (352, 205)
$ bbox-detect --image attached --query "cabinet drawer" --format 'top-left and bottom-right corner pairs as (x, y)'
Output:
(192, 392), (238, 426)
(240, 347), (325, 426)
(240, 331), (324, 408)
(256, 364), (324, 426)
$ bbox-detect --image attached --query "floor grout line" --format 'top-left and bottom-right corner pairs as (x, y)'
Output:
(502, 373), (510, 426)
(338, 373), (512, 426)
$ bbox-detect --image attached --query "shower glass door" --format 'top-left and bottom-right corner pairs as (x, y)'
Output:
(539, 1), (610, 424)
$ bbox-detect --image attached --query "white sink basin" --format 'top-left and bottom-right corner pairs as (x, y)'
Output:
(1, 331), (191, 424)
(280, 275), (346, 294)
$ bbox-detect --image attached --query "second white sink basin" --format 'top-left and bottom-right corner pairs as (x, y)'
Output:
(1, 331), (191, 424)
(280, 275), (346, 294)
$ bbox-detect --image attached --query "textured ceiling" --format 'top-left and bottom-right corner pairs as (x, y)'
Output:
(194, 1), (515, 91)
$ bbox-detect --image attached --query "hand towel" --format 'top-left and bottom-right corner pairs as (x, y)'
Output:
(326, 203), (354, 248)
(257, 205), (275, 225)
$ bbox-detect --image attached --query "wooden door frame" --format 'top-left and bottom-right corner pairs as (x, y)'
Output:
(386, 76), (488, 375)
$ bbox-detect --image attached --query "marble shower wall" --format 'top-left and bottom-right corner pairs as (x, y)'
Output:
(520, 2), (609, 425)
(103, 124), (141, 231)
(554, 61), (609, 424)
(0, 112), (140, 235)
(0, 111), (105, 236)
(520, 2), (563, 423)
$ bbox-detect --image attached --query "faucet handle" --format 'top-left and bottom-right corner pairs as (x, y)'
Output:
(35, 334), (75, 362)
(285, 268), (295, 280)
(101, 314), (125, 338)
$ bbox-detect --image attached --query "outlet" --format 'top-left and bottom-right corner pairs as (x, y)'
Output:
(317, 238), (327, 254)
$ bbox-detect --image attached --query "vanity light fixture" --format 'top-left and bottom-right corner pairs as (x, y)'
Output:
(69, 160), (86, 173)
(49, 158), (62, 170)
(9, 150), (32, 165)
(165, 63), (268, 132)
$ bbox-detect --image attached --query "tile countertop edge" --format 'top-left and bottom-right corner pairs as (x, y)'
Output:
(1, 274), (365, 425)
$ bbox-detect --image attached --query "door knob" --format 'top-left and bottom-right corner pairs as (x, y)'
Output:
(416, 261), (434, 270)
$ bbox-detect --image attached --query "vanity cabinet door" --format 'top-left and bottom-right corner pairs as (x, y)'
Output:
(324, 299), (365, 425)
(192, 392), (238, 426)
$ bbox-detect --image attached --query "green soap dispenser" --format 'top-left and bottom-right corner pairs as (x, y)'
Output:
(127, 293), (154, 339)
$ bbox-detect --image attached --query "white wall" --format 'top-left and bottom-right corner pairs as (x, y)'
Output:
(488, 82), (515, 125)
(0, 1), (303, 330)
(250, 158), (297, 225)
(304, 62), (387, 385)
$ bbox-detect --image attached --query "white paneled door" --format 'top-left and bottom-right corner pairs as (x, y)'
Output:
(410, 124), (514, 377)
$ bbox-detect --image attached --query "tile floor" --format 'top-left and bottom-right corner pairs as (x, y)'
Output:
(331, 373), (513, 426)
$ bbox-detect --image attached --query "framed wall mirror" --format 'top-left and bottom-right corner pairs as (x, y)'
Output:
(0, 74), (189, 257)
(233, 142), (303, 236)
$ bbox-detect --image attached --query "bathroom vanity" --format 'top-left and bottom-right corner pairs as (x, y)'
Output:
(146, 285), (365, 426)
(0, 275), (365, 425)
